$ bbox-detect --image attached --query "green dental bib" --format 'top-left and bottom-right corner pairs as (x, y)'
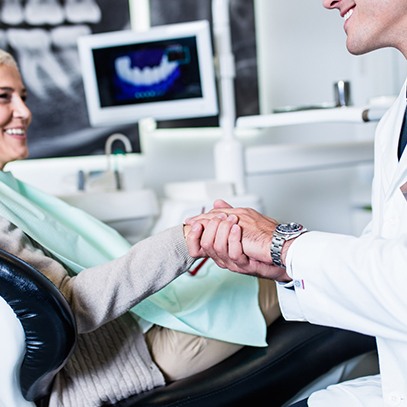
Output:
(0, 171), (266, 346)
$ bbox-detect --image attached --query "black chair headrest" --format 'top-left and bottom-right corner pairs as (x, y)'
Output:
(0, 248), (77, 401)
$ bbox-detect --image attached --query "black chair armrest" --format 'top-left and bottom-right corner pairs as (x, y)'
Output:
(110, 317), (376, 407)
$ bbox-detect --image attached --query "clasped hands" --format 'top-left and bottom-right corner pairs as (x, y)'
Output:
(184, 199), (292, 282)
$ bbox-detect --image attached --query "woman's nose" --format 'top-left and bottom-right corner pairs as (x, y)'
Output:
(13, 97), (31, 121)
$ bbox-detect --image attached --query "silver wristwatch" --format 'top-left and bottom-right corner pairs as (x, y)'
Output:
(270, 222), (307, 268)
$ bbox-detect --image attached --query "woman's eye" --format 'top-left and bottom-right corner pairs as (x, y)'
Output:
(0, 92), (12, 102)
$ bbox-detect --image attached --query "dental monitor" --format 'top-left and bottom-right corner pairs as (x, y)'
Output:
(77, 20), (218, 127)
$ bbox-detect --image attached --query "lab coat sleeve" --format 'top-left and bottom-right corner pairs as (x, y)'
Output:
(278, 230), (407, 341)
(276, 282), (305, 321)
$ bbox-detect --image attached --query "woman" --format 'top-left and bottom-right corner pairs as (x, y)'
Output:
(0, 49), (280, 406)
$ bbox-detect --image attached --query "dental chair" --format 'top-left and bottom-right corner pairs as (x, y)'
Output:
(0, 248), (378, 407)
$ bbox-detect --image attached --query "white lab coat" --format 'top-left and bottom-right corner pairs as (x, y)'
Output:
(278, 79), (407, 407)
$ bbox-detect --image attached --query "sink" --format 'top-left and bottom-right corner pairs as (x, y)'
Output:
(58, 189), (159, 243)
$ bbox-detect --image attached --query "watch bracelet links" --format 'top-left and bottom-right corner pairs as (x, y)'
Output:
(270, 233), (286, 268)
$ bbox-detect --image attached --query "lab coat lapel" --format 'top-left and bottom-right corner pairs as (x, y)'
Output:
(379, 81), (407, 200)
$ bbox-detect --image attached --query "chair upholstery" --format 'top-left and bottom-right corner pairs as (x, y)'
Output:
(0, 248), (76, 403)
(109, 317), (377, 406)
(0, 248), (377, 407)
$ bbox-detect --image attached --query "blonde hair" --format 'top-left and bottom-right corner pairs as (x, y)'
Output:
(0, 49), (18, 69)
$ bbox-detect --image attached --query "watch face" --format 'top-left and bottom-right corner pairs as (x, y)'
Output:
(276, 222), (304, 235)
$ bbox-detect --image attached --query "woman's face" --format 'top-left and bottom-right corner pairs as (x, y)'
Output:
(0, 64), (31, 169)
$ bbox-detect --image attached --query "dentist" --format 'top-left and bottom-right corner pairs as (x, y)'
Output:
(186, 0), (407, 406)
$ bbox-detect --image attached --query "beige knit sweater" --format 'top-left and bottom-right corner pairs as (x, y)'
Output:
(0, 218), (195, 406)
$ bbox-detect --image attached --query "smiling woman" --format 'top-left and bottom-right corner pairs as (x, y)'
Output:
(0, 51), (31, 169)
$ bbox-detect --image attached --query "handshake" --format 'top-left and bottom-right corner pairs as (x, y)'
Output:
(183, 199), (305, 283)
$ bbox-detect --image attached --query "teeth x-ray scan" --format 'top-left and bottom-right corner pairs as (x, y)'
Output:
(0, 0), (131, 158)
(97, 38), (201, 107)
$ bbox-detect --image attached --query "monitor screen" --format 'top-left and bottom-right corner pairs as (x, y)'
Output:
(77, 20), (218, 127)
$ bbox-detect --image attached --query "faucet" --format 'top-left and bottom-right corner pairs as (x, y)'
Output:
(77, 134), (133, 192)
(105, 133), (133, 168)
(105, 133), (133, 190)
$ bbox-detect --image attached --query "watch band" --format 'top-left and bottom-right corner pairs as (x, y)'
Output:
(270, 234), (286, 268)
(270, 223), (307, 268)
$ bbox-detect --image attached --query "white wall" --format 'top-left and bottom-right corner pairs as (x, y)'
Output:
(254, 0), (405, 113)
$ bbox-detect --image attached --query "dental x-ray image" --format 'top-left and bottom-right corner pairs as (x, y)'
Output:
(0, 0), (135, 158)
(95, 37), (201, 107)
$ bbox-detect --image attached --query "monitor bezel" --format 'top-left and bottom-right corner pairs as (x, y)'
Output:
(77, 20), (218, 127)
